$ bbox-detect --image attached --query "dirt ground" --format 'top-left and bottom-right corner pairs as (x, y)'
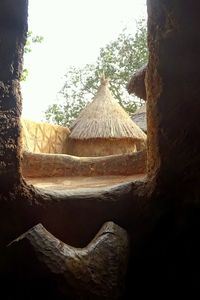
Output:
(26, 174), (145, 191)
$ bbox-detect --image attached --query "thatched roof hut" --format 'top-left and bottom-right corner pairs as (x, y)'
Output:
(67, 77), (146, 157)
(132, 104), (147, 133)
(126, 64), (147, 100)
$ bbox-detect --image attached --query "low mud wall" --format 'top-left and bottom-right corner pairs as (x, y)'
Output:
(22, 150), (146, 178)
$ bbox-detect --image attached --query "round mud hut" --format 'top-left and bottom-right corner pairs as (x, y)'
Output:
(67, 77), (147, 157)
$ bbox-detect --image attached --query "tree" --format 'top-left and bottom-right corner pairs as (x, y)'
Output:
(21, 31), (44, 81)
(45, 20), (148, 127)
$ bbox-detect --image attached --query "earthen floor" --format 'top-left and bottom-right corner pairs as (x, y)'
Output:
(26, 174), (145, 191)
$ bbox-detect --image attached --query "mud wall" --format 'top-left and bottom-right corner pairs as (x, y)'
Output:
(146, 0), (200, 191)
(0, 0), (28, 190)
(67, 137), (146, 157)
(22, 150), (146, 177)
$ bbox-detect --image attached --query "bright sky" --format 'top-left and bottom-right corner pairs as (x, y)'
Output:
(21, 0), (147, 122)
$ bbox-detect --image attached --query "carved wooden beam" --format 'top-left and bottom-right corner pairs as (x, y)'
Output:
(7, 222), (129, 299)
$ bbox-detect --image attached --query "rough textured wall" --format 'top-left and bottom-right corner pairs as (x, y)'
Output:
(147, 0), (200, 189)
(22, 150), (146, 177)
(67, 138), (146, 157)
(0, 0), (28, 190)
(21, 118), (70, 154)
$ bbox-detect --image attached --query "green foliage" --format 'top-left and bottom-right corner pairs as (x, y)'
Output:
(21, 31), (44, 81)
(45, 20), (148, 127)
(20, 68), (28, 82)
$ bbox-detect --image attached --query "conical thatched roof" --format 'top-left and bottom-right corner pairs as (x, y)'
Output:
(69, 77), (146, 141)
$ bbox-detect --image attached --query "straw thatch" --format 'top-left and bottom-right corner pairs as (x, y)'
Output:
(132, 104), (147, 133)
(68, 77), (146, 157)
(126, 64), (147, 100)
(21, 119), (70, 154)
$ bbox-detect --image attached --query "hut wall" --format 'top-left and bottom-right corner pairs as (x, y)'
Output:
(21, 119), (70, 154)
(67, 138), (145, 157)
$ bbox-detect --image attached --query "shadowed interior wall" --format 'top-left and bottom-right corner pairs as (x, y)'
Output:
(146, 0), (200, 189)
(0, 0), (28, 190)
